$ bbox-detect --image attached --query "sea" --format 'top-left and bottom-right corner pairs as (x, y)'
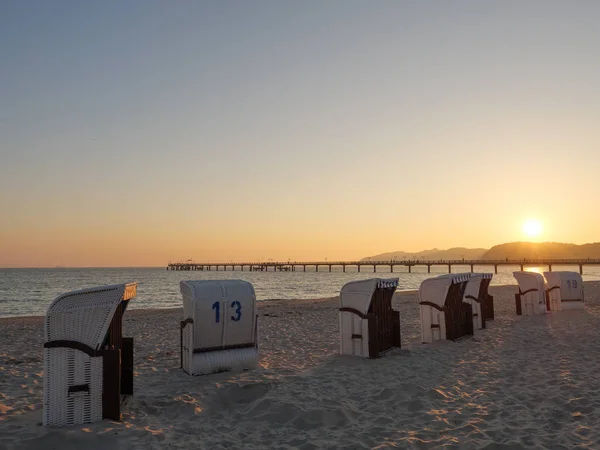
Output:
(1, 265), (600, 318)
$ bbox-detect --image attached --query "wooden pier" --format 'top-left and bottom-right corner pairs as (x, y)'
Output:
(167, 259), (600, 275)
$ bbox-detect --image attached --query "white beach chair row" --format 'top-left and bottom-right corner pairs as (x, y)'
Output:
(40, 277), (485, 426)
(42, 271), (581, 426)
(513, 270), (584, 316)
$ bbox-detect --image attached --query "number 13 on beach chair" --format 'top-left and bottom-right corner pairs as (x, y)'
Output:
(180, 280), (259, 376)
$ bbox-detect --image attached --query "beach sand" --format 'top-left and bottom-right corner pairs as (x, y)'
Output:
(2, 282), (600, 449)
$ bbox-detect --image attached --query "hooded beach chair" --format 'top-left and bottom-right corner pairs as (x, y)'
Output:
(419, 273), (473, 343)
(43, 283), (137, 426)
(462, 273), (493, 331)
(180, 280), (258, 375)
(339, 278), (400, 358)
(478, 273), (494, 321)
(543, 271), (584, 311)
(513, 271), (546, 316)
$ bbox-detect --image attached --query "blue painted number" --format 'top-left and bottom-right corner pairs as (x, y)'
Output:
(231, 301), (242, 321)
(212, 301), (220, 323)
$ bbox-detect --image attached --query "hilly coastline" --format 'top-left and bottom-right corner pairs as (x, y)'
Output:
(361, 248), (488, 261)
(363, 242), (600, 261)
(481, 242), (600, 260)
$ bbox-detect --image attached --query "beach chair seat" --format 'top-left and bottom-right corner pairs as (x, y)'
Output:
(544, 271), (584, 311)
(43, 283), (137, 426)
(180, 280), (258, 375)
(419, 273), (473, 343)
(513, 272), (546, 316)
(339, 278), (400, 358)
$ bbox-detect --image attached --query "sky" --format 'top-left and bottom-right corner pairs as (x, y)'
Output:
(1, 1), (600, 267)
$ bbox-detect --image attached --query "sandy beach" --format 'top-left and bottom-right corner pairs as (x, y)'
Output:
(2, 282), (600, 449)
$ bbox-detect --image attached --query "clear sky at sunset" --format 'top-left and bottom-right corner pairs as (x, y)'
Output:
(1, 1), (600, 267)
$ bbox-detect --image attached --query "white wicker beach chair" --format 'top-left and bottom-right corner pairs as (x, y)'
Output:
(462, 273), (492, 331)
(180, 280), (258, 376)
(339, 278), (400, 358)
(543, 271), (584, 311)
(43, 283), (137, 426)
(478, 273), (495, 321)
(513, 272), (546, 316)
(419, 273), (473, 343)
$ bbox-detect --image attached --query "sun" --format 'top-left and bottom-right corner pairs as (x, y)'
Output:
(523, 219), (542, 238)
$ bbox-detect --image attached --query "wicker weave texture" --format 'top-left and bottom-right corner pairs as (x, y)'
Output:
(43, 348), (103, 426)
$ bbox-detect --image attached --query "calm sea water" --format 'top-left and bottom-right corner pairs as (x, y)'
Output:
(2, 265), (600, 318)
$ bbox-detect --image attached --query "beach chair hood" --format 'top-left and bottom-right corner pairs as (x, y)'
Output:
(339, 279), (380, 315)
(45, 283), (136, 350)
(513, 271), (545, 294)
(418, 273), (471, 309)
(463, 273), (484, 301)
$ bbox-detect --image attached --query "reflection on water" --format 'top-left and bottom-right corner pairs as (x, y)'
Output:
(1, 264), (599, 318)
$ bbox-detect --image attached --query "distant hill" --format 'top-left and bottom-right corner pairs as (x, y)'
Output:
(361, 247), (488, 262)
(481, 242), (600, 260)
(362, 242), (600, 262)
